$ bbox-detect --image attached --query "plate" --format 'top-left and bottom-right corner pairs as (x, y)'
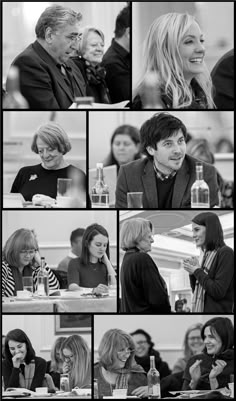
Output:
(33, 393), (52, 397)
(14, 297), (33, 302)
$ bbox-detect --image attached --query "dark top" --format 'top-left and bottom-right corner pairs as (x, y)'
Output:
(120, 248), (171, 313)
(182, 350), (234, 390)
(71, 57), (110, 104)
(2, 356), (47, 391)
(115, 155), (219, 209)
(211, 49), (234, 109)
(46, 361), (60, 389)
(132, 78), (209, 110)
(102, 39), (131, 103)
(156, 176), (176, 208)
(8, 40), (86, 109)
(134, 349), (171, 379)
(11, 164), (86, 202)
(94, 363), (147, 398)
(189, 245), (234, 313)
(67, 258), (108, 288)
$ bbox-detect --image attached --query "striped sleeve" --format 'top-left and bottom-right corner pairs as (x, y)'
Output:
(33, 265), (59, 291)
(2, 261), (15, 297)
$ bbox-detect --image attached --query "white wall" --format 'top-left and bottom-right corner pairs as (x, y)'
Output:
(94, 315), (234, 369)
(2, 314), (91, 361)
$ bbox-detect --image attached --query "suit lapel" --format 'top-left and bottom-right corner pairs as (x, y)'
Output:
(172, 158), (190, 207)
(32, 41), (74, 102)
(142, 160), (158, 207)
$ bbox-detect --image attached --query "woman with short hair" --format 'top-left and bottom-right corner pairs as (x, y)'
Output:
(132, 13), (215, 109)
(94, 328), (148, 398)
(61, 334), (91, 389)
(120, 218), (171, 313)
(183, 212), (234, 313)
(11, 122), (86, 202)
(2, 328), (47, 390)
(72, 26), (110, 103)
(2, 228), (59, 297)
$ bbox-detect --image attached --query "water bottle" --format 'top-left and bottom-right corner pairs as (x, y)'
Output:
(91, 163), (109, 207)
(37, 257), (49, 296)
(147, 355), (161, 399)
(191, 162), (210, 208)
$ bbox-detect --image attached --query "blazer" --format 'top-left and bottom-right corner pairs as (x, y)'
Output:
(9, 40), (86, 109)
(115, 155), (219, 208)
(211, 49), (234, 109)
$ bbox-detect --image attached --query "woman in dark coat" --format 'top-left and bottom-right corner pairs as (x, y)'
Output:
(120, 218), (171, 313)
(183, 212), (234, 313)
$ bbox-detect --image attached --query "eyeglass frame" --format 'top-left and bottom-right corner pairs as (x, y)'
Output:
(19, 249), (37, 255)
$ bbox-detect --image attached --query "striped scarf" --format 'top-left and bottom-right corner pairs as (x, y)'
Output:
(192, 250), (218, 312)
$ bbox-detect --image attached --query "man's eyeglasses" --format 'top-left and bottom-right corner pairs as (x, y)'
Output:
(136, 341), (148, 346)
(20, 250), (36, 255)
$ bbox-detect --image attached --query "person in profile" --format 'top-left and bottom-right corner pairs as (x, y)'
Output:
(102, 5), (130, 103)
(57, 228), (85, 273)
(6, 4), (86, 109)
(211, 49), (234, 109)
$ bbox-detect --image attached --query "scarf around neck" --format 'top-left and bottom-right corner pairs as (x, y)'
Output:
(19, 360), (35, 389)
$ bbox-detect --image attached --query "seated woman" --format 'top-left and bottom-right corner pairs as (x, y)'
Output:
(61, 335), (91, 389)
(46, 337), (66, 390)
(132, 13), (215, 110)
(2, 228), (59, 297)
(94, 328), (148, 398)
(130, 329), (171, 378)
(182, 317), (234, 390)
(11, 122), (86, 203)
(103, 124), (141, 173)
(72, 27), (110, 104)
(120, 218), (171, 313)
(67, 223), (116, 295)
(2, 328), (46, 391)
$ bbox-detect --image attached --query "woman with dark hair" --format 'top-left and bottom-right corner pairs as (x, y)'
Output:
(94, 329), (148, 398)
(67, 223), (116, 295)
(182, 317), (234, 391)
(2, 328), (46, 390)
(130, 329), (171, 378)
(183, 212), (234, 313)
(103, 125), (141, 172)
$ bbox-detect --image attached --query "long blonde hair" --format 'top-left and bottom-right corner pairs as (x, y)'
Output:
(134, 13), (214, 109)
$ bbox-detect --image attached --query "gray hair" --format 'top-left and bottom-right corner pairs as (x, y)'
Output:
(120, 218), (153, 251)
(31, 122), (71, 155)
(35, 4), (82, 39)
(77, 26), (104, 57)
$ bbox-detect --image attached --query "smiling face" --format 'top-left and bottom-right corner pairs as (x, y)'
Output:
(179, 21), (205, 84)
(18, 249), (36, 268)
(88, 234), (108, 263)
(132, 333), (150, 357)
(137, 227), (154, 253)
(147, 129), (186, 175)
(112, 134), (139, 165)
(8, 340), (27, 361)
(187, 329), (204, 355)
(49, 22), (80, 63)
(192, 222), (206, 248)
(36, 137), (64, 170)
(113, 340), (133, 369)
(62, 347), (74, 369)
(204, 326), (222, 356)
(82, 31), (104, 65)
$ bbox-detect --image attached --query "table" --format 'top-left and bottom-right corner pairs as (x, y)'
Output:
(2, 294), (117, 313)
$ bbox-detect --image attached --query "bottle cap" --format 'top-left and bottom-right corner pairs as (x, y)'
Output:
(96, 163), (103, 169)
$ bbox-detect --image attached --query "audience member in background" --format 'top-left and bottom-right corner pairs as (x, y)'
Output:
(116, 113), (219, 208)
(2, 228), (59, 297)
(182, 317), (234, 390)
(120, 218), (171, 313)
(173, 323), (204, 374)
(46, 337), (66, 390)
(132, 13), (215, 109)
(57, 228), (85, 273)
(182, 298), (191, 313)
(2, 335), (6, 359)
(215, 138), (234, 154)
(103, 125), (141, 173)
(130, 329), (171, 379)
(186, 137), (233, 209)
(61, 335), (91, 389)
(102, 5), (130, 103)
(2, 329), (47, 391)
(211, 49), (234, 109)
(94, 329), (148, 398)
(72, 27), (110, 104)
(183, 212), (234, 313)
(67, 224), (116, 295)
(11, 122), (86, 204)
(5, 5), (86, 109)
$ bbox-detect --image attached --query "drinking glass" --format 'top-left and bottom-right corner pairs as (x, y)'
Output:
(23, 276), (33, 296)
(127, 192), (143, 208)
(57, 179), (72, 207)
(108, 274), (117, 296)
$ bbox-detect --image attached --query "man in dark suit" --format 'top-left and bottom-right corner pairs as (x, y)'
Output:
(101, 5), (130, 103)
(6, 4), (86, 109)
(211, 49), (234, 109)
(115, 113), (219, 208)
